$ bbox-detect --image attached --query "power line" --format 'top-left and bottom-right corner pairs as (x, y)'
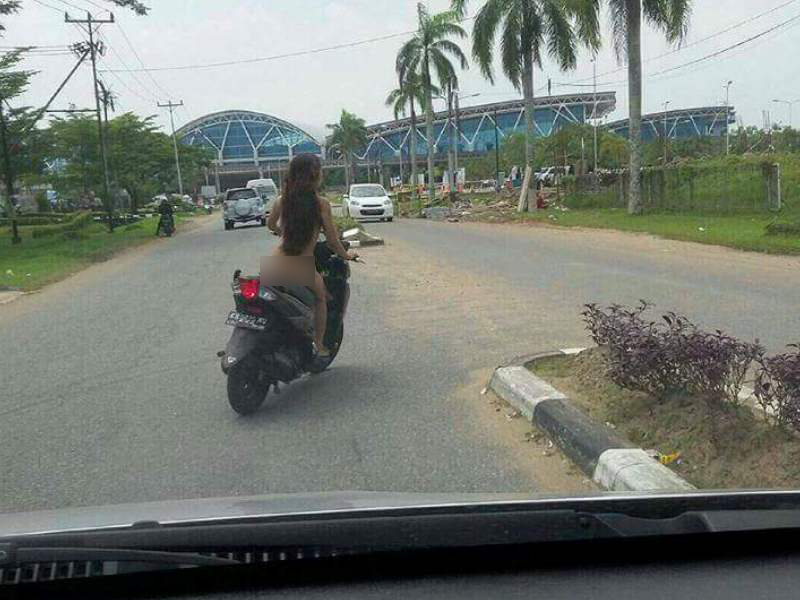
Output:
(650, 12), (800, 78)
(31, 0), (64, 12)
(96, 31), (160, 101)
(115, 21), (173, 98)
(554, 10), (800, 92)
(100, 16), (477, 73)
(555, 0), (800, 88)
(54, 0), (96, 12)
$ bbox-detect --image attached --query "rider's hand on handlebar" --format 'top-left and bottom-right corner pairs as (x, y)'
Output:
(346, 251), (359, 262)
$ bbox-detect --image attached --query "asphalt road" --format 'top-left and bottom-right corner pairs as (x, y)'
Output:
(2, 216), (798, 513)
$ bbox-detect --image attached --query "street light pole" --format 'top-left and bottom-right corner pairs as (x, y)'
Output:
(663, 100), (670, 165)
(724, 80), (733, 155)
(772, 98), (798, 129)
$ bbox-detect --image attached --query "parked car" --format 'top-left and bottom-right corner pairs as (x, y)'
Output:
(536, 166), (571, 187)
(344, 183), (394, 222)
(246, 178), (279, 215)
(222, 187), (266, 230)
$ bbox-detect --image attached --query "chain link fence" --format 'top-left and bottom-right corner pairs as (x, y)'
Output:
(564, 162), (783, 214)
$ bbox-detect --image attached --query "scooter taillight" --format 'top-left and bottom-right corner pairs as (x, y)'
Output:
(239, 277), (260, 301)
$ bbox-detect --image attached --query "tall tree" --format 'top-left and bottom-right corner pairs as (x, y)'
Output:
(452, 0), (599, 211)
(385, 70), (433, 202)
(602, 0), (691, 214)
(0, 49), (35, 243)
(397, 3), (467, 204)
(45, 112), (212, 210)
(326, 109), (368, 189)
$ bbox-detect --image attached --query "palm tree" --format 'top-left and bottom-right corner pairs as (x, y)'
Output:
(604, 0), (691, 214)
(397, 3), (468, 204)
(326, 109), (368, 190)
(385, 71), (434, 203)
(452, 0), (600, 211)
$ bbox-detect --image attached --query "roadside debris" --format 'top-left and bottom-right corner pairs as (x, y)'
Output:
(342, 228), (384, 247)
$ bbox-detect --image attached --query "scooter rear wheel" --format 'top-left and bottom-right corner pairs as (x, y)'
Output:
(227, 360), (269, 415)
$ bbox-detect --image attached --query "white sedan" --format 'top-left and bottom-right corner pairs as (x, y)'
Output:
(345, 184), (394, 222)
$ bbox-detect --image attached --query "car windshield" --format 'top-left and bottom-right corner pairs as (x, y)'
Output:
(350, 185), (386, 197)
(228, 190), (258, 201)
(2, 0), (800, 540)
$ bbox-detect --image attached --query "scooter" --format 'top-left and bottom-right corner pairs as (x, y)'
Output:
(156, 213), (175, 237)
(219, 240), (355, 415)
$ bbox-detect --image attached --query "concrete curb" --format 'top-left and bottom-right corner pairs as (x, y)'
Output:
(489, 348), (695, 493)
(0, 291), (25, 306)
(346, 238), (384, 248)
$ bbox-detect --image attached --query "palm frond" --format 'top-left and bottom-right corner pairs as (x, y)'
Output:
(607, 0), (628, 62)
(431, 39), (469, 70)
(429, 47), (458, 90)
(450, 0), (469, 18)
(565, 0), (601, 52)
(499, 6), (522, 89)
(472, 0), (507, 83)
(543, 0), (577, 71)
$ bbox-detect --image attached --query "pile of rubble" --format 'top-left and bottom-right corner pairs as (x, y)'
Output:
(420, 189), (563, 223)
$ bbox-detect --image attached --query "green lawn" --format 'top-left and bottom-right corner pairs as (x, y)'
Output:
(512, 209), (800, 255)
(1, 213), (197, 292)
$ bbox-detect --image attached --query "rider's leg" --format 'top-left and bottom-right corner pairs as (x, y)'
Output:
(312, 271), (328, 354)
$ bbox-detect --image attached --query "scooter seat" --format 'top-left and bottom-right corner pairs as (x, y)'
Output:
(278, 285), (316, 306)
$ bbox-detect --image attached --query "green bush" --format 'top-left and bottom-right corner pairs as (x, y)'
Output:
(31, 211), (93, 239)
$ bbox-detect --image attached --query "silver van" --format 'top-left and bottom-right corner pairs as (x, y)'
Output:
(246, 178), (279, 214)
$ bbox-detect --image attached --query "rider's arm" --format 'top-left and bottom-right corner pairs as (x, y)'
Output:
(319, 197), (354, 260)
(267, 199), (281, 235)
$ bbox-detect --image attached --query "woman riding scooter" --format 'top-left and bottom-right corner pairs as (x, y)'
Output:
(267, 154), (357, 363)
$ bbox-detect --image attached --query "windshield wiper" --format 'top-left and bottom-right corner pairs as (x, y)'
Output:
(0, 544), (237, 584)
(4, 506), (800, 586)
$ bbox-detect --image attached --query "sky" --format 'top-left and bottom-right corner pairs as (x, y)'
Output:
(3, 0), (800, 139)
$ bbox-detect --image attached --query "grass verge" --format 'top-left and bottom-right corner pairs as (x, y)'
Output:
(481, 207), (800, 255)
(1, 213), (199, 292)
(529, 348), (800, 490)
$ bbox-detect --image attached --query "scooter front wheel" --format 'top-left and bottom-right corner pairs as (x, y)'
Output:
(227, 359), (269, 415)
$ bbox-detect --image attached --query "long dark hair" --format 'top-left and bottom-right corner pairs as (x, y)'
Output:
(279, 153), (322, 255)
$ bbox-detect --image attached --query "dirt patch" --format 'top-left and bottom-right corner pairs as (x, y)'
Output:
(451, 369), (596, 493)
(530, 348), (800, 490)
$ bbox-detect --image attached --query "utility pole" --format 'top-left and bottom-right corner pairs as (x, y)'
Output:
(98, 80), (116, 192)
(725, 80), (733, 155)
(0, 98), (19, 244)
(158, 100), (185, 196)
(446, 87), (454, 195)
(66, 11), (115, 232)
(453, 91), (460, 176)
(592, 56), (598, 173)
(493, 107), (500, 192)
(663, 100), (670, 165)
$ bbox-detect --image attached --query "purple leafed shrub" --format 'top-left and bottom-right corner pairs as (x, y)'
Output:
(754, 345), (800, 429)
(582, 302), (762, 403)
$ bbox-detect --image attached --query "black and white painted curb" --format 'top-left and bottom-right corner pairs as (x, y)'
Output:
(489, 349), (695, 493)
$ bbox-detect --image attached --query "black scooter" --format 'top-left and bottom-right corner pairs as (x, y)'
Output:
(219, 240), (354, 415)
(156, 213), (175, 237)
